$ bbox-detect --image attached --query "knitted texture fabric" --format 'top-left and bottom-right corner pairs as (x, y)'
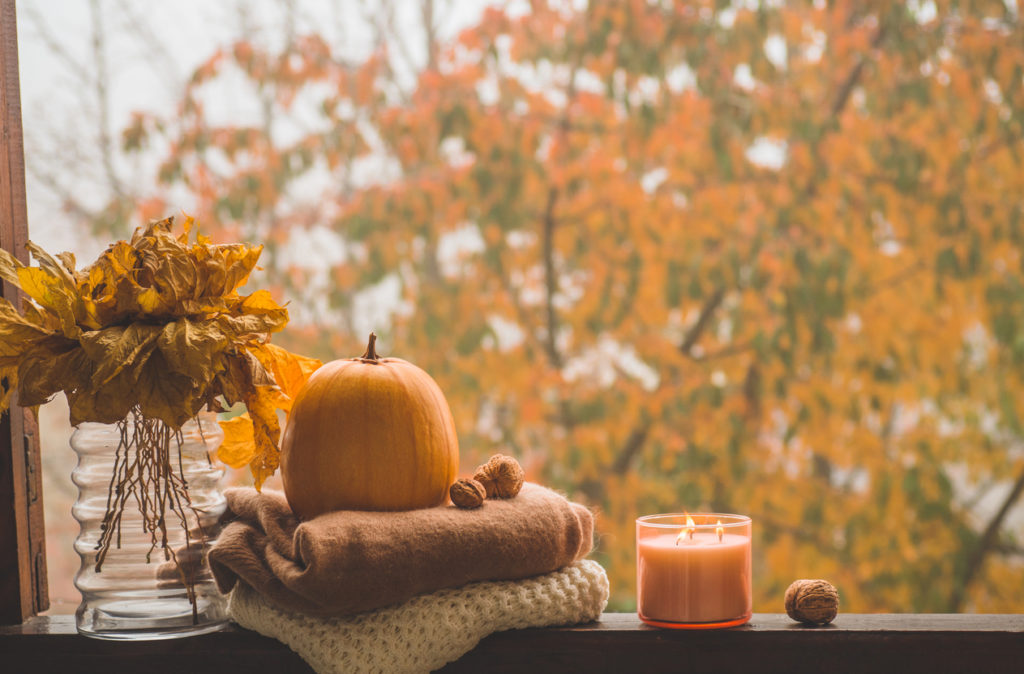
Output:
(211, 483), (593, 618)
(229, 559), (609, 674)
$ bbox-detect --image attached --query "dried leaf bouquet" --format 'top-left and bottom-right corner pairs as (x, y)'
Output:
(0, 216), (319, 616)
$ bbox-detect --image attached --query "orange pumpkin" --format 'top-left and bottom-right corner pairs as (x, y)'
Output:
(280, 333), (459, 519)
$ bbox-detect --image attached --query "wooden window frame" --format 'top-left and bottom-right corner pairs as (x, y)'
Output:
(0, 0), (47, 625)
(0, 2), (1022, 670)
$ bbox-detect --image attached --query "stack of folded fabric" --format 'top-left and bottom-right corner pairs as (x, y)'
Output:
(208, 482), (609, 674)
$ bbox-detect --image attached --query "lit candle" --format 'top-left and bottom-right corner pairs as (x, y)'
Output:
(636, 513), (752, 628)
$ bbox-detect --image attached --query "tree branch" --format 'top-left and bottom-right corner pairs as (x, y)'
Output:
(679, 287), (726, 356)
(578, 417), (652, 502)
(994, 541), (1024, 557)
(949, 463), (1024, 611)
(26, 165), (94, 222)
(611, 422), (652, 476)
(112, 0), (181, 85)
(829, 22), (887, 118)
(743, 362), (761, 418)
(493, 245), (548, 359)
(537, 27), (590, 372)
(541, 186), (562, 369)
(421, 0), (438, 71)
(88, 0), (125, 200)
(690, 337), (756, 362)
(22, 4), (93, 83)
(803, 19), (887, 199)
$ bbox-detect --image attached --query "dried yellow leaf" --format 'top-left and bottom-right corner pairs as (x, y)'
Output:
(244, 386), (282, 489)
(136, 287), (166, 314)
(0, 299), (53, 364)
(0, 215), (315, 489)
(17, 344), (87, 408)
(249, 342), (322, 409)
(17, 267), (81, 339)
(0, 248), (23, 287)
(80, 324), (161, 388)
(156, 319), (229, 383)
(135, 351), (204, 428)
(218, 412), (257, 468)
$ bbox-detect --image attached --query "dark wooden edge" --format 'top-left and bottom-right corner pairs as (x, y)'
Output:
(2, 614), (1022, 673)
(0, 0), (48, 624)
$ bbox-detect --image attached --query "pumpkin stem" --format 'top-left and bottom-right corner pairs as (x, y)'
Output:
(362, 332), (380, 361)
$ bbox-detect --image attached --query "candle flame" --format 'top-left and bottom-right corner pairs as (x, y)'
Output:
(675, 514), (697, 545)
(716, 519), (724, 543)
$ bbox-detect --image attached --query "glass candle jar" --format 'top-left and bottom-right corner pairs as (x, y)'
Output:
(636, 513), (752, 629)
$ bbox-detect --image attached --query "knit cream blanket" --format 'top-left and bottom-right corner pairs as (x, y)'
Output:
(229, 559), (609, 674)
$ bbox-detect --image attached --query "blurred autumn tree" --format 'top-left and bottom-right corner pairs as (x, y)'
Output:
(45, 0), (1024, 611)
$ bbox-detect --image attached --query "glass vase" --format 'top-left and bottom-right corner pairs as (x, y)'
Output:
(71, 411), (230, 640)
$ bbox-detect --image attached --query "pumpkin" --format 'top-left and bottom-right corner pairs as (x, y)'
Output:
(280, 333), (459, 519)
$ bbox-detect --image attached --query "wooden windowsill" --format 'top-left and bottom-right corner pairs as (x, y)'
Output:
(3, 613), (1023, 673)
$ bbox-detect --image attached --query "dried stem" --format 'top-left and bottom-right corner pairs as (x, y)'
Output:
(93, 406), (205, 624)
(361, 332), (381, 361)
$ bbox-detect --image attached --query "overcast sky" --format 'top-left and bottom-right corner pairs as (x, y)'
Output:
(15, 0), (494, 258)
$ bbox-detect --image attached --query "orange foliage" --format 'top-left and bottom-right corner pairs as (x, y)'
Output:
(113, 1), (1024, 612)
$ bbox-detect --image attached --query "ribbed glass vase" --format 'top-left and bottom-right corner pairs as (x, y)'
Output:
(71, 411), (229, 640)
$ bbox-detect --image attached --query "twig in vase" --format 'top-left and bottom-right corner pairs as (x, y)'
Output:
(93, 406), (205, 624)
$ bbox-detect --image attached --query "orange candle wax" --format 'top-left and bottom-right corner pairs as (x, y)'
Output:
(636, 514), (752, 628)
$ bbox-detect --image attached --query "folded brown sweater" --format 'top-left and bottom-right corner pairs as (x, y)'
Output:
(208, 483), (594, 617)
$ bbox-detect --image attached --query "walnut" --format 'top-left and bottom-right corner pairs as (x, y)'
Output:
(785, 579), (839, 625)
(472, 454), (524, 499)
(449, 478), (486, 509)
